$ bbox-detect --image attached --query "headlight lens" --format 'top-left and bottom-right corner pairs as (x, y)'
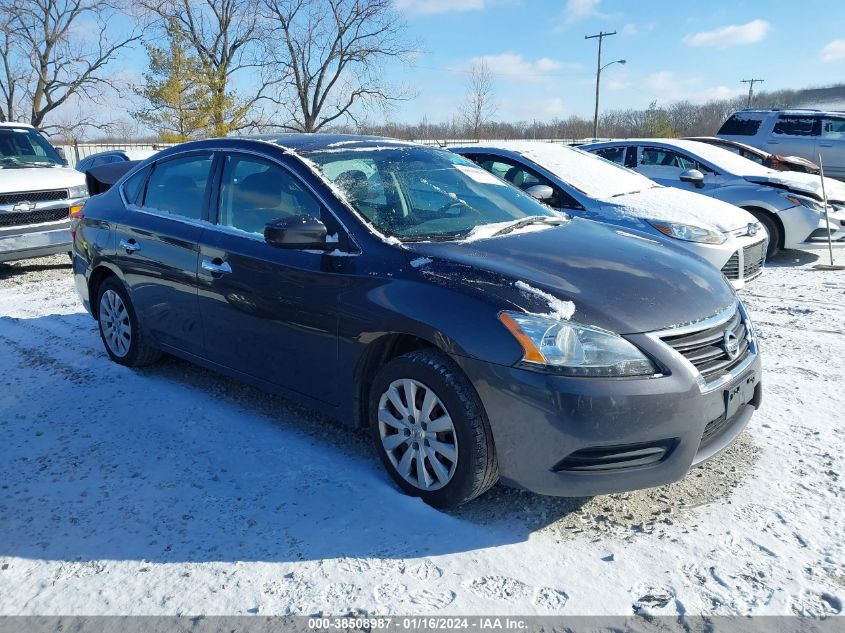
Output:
(499, 312), (658, 377)
(649, 221), (726, 244)
(782, 193), (825, 213)
(67, 184), (89, 199)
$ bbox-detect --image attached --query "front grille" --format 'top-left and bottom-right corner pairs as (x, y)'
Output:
(742, 241), (765, 279)
(661, 307), (751, 384)
(0, 189), (69, 206)
(721, 251), (740, 280)
(0, 208), (69, 227)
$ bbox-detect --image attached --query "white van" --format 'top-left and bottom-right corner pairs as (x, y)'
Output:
(0, 123), (88, 263)
(717, 109), (845, 179)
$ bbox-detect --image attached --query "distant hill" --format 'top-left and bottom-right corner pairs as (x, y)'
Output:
(757, 84), (845, 111)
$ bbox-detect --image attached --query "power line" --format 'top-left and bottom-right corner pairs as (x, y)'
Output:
(741, 78), (764, 107)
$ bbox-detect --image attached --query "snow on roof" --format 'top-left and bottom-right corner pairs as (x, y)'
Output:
(479, 141), (655, 199)
(622, 138), (775, 177)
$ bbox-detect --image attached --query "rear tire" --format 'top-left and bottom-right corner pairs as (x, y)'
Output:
(368, 349), (498, 508)
(746, 209), (781, 258)
(96, 277), (161, 367)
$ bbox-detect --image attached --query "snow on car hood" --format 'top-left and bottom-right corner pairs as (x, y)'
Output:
(404, 217), (736, 335)
(0, 165), (85, 194)
(745, 170), (845, 204)
(601, 186), (757, 232)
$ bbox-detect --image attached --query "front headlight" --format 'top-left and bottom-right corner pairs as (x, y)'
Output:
(499, 312), (658, 377)
(649, 221), (726, 245)
(782, 193), (825, 213)
(67, 184), (89, 199)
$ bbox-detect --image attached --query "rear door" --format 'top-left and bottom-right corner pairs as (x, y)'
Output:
(114, 151), (212, 356)
(818, 116), (845, 178)
(766, 114), (820, 162)
(196, 151), (350, 405)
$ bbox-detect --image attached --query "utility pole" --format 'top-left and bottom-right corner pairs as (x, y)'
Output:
(586, 30), (617, 140)
(741, 78), (764, 108)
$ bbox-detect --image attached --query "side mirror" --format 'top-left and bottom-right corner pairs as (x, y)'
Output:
(264, 215), (330, 250)
(679, 168), (705, 188)
(524, 184), (555, 202)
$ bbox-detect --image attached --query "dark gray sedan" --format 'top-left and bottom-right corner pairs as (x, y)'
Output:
(71, 134), (762, 507)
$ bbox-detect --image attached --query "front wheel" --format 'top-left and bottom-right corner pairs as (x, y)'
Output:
(746, 209), (781, 258)
(96, 277), (161, 367)
(369, 349), (498, 508)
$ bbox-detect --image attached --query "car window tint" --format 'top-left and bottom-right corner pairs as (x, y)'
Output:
(473, 155), (576, 209)
(593, 146), (626, 165)
(123, 166), (151, 205)
(821, 118), (845, 140)
(717, 115), (763, 136)
(218, 154), (321, 235)
(639, 148), (696, 170)
(144, 154), (213, 220)
(773, 116), (820, 137)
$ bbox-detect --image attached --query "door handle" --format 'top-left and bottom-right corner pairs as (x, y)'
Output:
(201, 258), (232, 275)
(119, 238), (140, 253)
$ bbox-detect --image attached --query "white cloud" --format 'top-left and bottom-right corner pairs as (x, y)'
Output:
(525, 98), (568, 118)
(638, 71), (743, 103)
(621, 23), (637, 36)
(393, 0), (486, 16)
(560, 0), (604, 24)
(683, 19), (770, 48)
(821, 39), (845, 63)
(452, 53), (576, 82)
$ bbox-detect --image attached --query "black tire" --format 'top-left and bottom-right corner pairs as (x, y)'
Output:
(368, 349), (498, 508)
(96, 277), (161, 367)
(746, 209), (781, 258)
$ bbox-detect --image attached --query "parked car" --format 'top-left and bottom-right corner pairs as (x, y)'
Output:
(581, 138), (845, 257)
(450, 142), (767, 288)
(73, 135), (761, 507)
(716, 109), (845, 179)
(75, 149), (157, 172)
(0, 122), (88, 263)
(684, 136), (819, 174)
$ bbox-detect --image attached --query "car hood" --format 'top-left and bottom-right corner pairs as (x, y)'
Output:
(0, 165), (85, 194)
(744, 170), (845, 204)
(404, 218), (736, 335)
(598, 186), (755, 232)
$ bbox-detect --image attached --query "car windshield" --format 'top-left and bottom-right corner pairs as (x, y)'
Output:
(0, 127), (63, 167)
(303, 145), (559, 241)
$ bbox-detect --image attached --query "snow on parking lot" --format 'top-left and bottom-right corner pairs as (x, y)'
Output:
(0, 252), (843, 617)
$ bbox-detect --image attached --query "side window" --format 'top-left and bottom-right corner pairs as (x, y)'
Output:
(122, 166), (152, 206)
(821, 118), (845, 140)
(143, 154), (213, 220)
(639, 147), (697, 170)
(473, 155), (577, 208)
(593, 146), (626, 165)
(218, 154), (321, 235)
(773, 116), (820, 137)
(717, 115), (763, 136)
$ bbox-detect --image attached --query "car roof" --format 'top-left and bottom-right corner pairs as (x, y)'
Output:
(237, 133), (422, 152)
(0, 122), (36, 129)
(733, 108), (845, 118)
(683, 136), (769, 157)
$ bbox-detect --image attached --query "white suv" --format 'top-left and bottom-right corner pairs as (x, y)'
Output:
(0, 123), (88, 263)
(717, 109), (845, 179)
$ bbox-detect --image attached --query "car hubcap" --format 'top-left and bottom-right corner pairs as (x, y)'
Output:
(378, 378), (458, 491)
(99, 289), (131, 358)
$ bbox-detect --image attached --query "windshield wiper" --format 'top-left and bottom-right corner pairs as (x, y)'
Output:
(490, 215), (563, 237)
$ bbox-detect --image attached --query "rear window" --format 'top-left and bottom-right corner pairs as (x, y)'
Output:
(717, 115), (763, 136)
(773, 116), (820, 137)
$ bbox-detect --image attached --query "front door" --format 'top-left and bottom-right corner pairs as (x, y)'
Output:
(196, 151), (349, 405)
(115, 152), (213, 356)
(636, 146), (719, 195)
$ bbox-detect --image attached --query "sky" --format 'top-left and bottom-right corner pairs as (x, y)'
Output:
(374, 0), (845, 124)
(61, 0), (845, 132)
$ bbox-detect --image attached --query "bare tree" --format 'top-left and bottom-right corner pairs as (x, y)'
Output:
(261, 0), (414, 133)
(139, 0), (269, 136)
(459, 60), (496, 139)
(0, 0), (142, 128)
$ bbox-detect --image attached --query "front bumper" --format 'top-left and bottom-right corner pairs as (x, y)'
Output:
(0, 219), (71, 262)
(453, 332), (761, 497)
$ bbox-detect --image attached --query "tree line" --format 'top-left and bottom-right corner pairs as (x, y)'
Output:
(1, 0), (840, 143)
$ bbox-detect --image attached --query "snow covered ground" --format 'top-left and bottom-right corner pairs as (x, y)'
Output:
(0, 251), (843, 617)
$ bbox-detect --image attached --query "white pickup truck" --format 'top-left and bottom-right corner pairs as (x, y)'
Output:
(0, 122), (88, 263)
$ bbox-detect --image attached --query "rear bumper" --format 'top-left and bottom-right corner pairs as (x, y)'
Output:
(0, 220), (71, 262)
(453, 346), (761, 497)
